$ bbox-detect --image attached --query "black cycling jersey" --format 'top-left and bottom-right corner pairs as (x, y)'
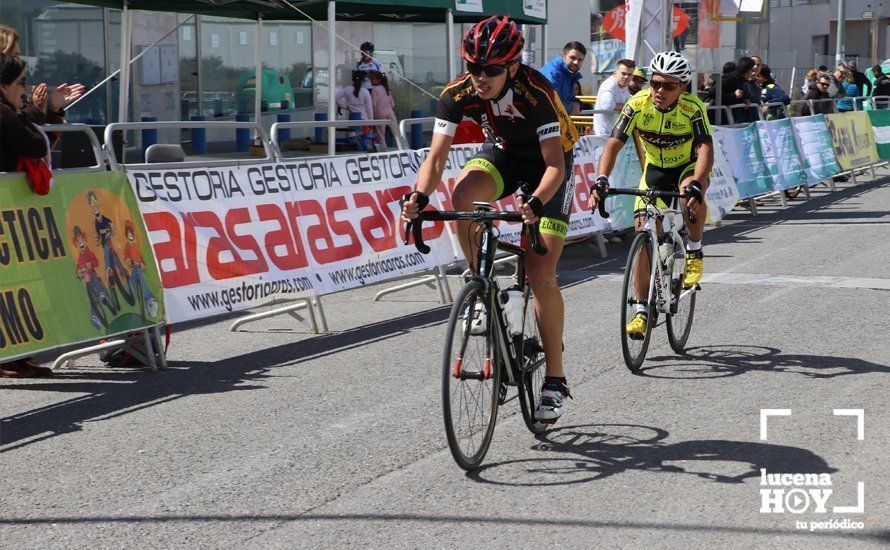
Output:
(434, 64), (579, 159)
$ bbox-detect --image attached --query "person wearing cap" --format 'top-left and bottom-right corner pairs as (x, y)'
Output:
(356, 41), (385, 89)
(629, 67), (648, 95)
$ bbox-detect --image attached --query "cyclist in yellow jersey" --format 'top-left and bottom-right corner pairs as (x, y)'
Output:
(588, 51), (714, 336)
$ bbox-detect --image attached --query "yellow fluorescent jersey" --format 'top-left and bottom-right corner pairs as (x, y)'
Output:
(610, 89), (713, 168)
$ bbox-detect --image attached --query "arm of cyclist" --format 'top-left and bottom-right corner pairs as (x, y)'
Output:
(684, 141), (714, 215)
(516, 137), (565, 224)
(586, 137), (624, 210)
(400, 130), (453, 222)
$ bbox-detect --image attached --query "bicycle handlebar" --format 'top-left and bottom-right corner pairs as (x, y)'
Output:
(404, 209), (548, 256)
(594, 187), (697, 225)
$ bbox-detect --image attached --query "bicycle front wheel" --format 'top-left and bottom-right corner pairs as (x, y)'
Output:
(666, 237), (696, 353)
(442, 280), (500, 470)
(516, 286), (548, 435)
(620, 232), (655, 373)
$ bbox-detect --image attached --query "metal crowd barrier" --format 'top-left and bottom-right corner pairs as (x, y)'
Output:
(398, 117), (436, 147)
(103, 121), (276, 170)
(42, 123), (110, 172)
(707, 105), (735, 126)
(271, 118), (406, 154)
(870, 96), (890, 109)
(758, 102), (790, 121)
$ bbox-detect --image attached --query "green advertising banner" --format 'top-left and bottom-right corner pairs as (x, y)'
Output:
(0, 171), (164, 362)
(866, 110), (890, 160)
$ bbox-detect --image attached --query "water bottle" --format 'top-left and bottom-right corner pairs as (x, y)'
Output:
(500, 288), (524, 335)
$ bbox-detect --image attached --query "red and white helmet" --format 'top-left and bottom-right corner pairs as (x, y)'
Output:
(461, 15), (524, 66)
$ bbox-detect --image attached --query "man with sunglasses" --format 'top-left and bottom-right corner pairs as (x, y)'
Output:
(588, 51), (714, 337)
(401, 15), (579, 424)
(801, 76), (834, 116)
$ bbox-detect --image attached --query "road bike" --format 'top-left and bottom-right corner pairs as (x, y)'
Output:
(406, 202), (549, 470)
(596, 188), (699, 372)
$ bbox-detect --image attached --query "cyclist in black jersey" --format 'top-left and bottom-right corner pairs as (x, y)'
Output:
(401, 15), (578, 423)
(588, 51), (714, 337)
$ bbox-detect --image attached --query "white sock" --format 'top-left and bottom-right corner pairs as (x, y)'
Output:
(634, 304), (647, 315)
(686, 239), (702, 252)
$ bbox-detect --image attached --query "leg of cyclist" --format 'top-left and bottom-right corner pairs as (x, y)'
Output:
(525, 151), (574, 423)
(629, 212), (652, 331)
(525, 235), (565, 379)
(679, 174), (708, 286)
(627, 165), (676, 335)
(450, 170), (498, 273)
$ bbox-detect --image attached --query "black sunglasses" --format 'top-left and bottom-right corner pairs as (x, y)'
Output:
(466, 62), (507, 78)
(818, 81), (830, 86)
(649, 79), (680, 91)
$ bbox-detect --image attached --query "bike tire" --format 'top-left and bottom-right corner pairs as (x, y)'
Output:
(442, 280), (500, 471)
(87, 283), (108, 328)
(666, 237), (696, 353)
(516, 285), (548, 435)
(620, 232), (655, 373)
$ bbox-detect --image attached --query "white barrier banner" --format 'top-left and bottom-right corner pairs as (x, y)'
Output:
(790, 115), (843, 183)
(431, 137), (619, 252)
(128, 151), (456, 322)
(706, 143), (740, 223)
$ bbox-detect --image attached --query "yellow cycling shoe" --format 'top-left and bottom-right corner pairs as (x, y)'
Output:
(684, 250), (704, 287)
(625, 312), (648, 338)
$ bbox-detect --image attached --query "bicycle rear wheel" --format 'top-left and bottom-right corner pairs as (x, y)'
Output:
(516, 286), (548, 434)
(666, 237), (696, 353)
(442, 280), (500, 470)
(620, 232), (655, 373)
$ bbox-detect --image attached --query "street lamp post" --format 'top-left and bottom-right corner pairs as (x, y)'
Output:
(836, 0), (846, 66)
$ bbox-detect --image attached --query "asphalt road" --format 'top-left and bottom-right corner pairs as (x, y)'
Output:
(2, 172), (890, 548)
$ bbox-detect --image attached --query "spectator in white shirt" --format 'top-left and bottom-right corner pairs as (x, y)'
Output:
(593, 59), (635, 137)
(356, 41), (385, 90)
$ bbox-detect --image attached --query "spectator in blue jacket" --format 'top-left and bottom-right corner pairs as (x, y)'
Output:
(757, 65), (790, 119)
(540, 41), (587, 114)
(836, 71), (859, 112)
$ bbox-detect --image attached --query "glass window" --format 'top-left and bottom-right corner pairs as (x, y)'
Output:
(0, 1), (109, 123)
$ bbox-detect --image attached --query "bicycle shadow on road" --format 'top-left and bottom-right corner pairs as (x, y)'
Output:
(468, 422), (836, 488)
(0, 306), (452, 453)
(639, 345), (890, 380)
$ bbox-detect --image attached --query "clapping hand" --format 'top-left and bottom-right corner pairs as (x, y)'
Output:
(49, 83), (86, 111)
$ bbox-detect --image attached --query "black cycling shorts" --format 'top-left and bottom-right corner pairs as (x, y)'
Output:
(634, 162), (697, 217)
(462, 144), (575, 239)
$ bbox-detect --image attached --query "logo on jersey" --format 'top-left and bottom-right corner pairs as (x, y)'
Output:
(537, 123), (560, 139)
(492, 89), (526, 121)
(642, 112), (655, 126)
(637, 129), (691, 148)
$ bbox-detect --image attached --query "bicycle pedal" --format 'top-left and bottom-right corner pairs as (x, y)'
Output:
(628, 332), (645, 341)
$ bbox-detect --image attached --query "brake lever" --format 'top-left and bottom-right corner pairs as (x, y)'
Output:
(591, 187), (610, 219)
(526, 222), (548, 256)
(679, 193), (698, 225)
(404, 219), (431, 254)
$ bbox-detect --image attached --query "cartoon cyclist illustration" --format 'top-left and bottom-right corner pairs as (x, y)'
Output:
(73, 225), (118, 328)
(123, 219), (159, 319)
(87, 190), (135, 308)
